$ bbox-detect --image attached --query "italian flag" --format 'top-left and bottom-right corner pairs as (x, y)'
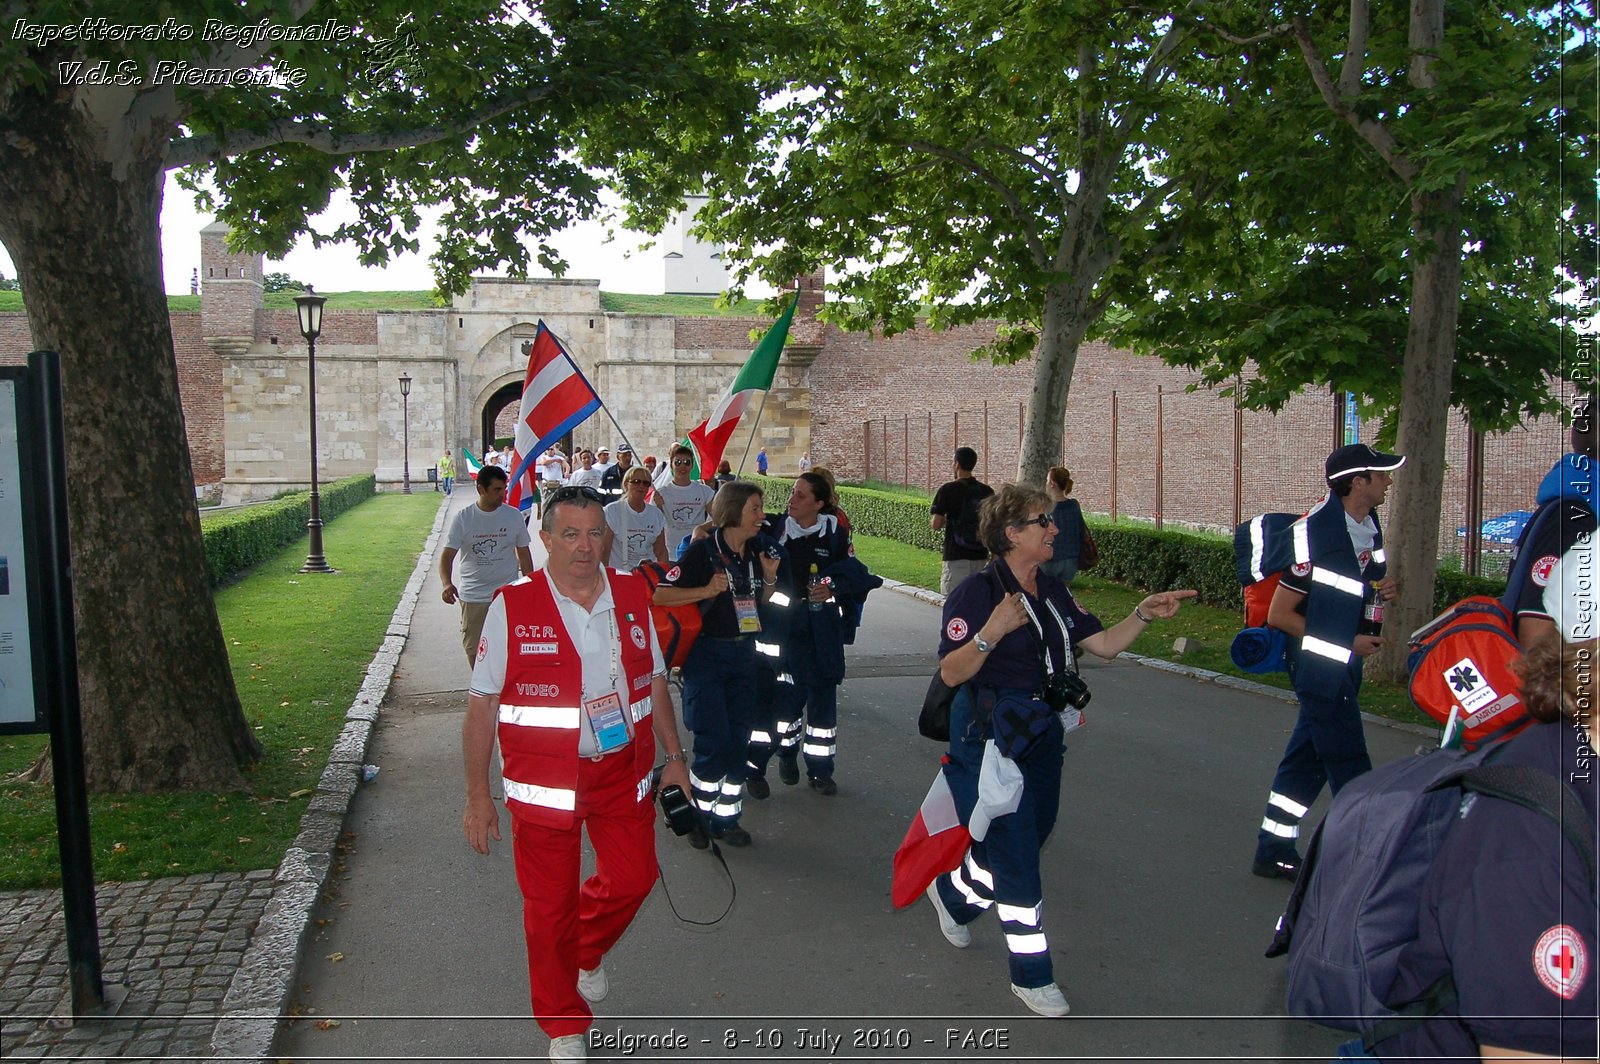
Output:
(687, 293), (799, 474)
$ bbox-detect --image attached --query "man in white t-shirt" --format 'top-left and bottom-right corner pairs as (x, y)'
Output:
(439, 465), (534, 666)
(653, 443), (716, 561)
(601, 468), (668, 571)
(567, 449), (603, 489)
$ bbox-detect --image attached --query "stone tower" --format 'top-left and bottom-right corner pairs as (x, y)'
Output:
(662, 194), (729, 295)
(199, 220), (264, 357)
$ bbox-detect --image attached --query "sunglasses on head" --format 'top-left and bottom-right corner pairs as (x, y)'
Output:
(1012, 513), (1054, 530)
(546, 485), (605, 504)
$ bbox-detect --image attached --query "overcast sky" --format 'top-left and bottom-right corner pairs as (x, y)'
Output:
(1, 170), (774, 298)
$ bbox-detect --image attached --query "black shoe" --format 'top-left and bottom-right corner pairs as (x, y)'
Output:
(1251, 854), (1301, 881)
(714, 826), (752, 847)
(778, 759), (799, 785)
(746, 776), (770, 800)
(688, 822), (710, 850)
(809, 777), (838, 796)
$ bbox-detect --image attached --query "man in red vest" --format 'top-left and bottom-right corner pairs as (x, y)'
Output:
(462, 484), (691, 1062)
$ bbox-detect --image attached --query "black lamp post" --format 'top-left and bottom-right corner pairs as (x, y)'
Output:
(295, 288), (334, 573)
(398, 372), (413, 495)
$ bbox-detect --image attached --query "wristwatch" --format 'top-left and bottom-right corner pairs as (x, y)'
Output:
(973, 633), (994, 654)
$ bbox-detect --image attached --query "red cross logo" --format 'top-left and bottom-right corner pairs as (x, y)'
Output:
(1534, 925), (1588, 1000)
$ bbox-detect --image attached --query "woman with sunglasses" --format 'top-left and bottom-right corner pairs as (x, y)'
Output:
(601, 468), (668, 571)
(652, 481), (783, 847)
(925, 483), (1194, 1018)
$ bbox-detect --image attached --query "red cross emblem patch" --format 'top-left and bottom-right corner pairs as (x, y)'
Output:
(945, 617), (969, 642)
(1531, 555), (1559, 587)
(1534, 925), (1588, 999)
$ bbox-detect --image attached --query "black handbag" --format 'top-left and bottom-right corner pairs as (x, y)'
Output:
(919, 671), (957, 741)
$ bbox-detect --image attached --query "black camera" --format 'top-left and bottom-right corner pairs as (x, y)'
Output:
(1042, 671), (1091, 713)
(651, 766), (697, 837)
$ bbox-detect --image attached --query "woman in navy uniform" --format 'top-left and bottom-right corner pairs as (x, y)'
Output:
(1357, 634), (1598, 1063)
(652, 481), (780, 847)
(745, 472), (866, 795)
(926, 483), (1194, 1017)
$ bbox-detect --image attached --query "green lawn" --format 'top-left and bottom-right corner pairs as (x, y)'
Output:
(0, 493), (441, 889)
(850, 532), (1433, 729)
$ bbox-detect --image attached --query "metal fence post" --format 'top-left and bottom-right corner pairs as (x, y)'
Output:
(1154, 384), (1164, 530)
(1464, 420), (1485, 576)
(1233, 388), (1243, 529)
(1110, 390), (1119, 522)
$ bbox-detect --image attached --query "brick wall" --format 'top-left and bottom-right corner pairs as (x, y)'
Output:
(0, 311), (224, 491)
(255, 309), (379, 346)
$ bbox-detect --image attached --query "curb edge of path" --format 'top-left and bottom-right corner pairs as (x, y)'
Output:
(877, 577), (1437, 740)
(209, 494), (452, 1062)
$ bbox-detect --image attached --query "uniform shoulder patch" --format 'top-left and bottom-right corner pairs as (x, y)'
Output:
(1291, 560), (1313, 577)
(665, 565), (682, 582)
(945, 617), (969, 642)
(1534, 925), (1588, 1000)
(1530, 555), (1559, 587)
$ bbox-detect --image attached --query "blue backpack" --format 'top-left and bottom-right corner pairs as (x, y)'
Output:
(1266, 742), (1596, 1052)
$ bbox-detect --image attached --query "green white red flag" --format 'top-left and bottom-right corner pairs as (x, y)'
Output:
(687, 294), (798, 474)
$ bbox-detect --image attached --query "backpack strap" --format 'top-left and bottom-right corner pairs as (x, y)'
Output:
(1364, 762), (1597, 1053)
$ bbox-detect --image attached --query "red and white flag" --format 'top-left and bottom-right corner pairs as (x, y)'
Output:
(687, 294), (798, 475)
(890, 764), (971, 909)
(507, 321), (602, 512)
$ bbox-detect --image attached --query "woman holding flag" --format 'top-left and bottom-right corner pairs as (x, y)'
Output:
(925, 483), (1194, 1017)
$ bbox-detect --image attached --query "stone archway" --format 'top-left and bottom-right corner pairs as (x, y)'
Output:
(481, 381), (521, 452)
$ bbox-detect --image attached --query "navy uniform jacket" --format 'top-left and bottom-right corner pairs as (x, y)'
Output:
(1378, 722), (1598, 1062)
(1278, 494), (1386, 694)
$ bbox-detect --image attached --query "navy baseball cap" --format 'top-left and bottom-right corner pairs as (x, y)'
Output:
(1326, 443), (1405, 482)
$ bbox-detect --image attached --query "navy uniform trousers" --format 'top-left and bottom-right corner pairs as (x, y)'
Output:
(1254, 645), (1372, 862)
(930, 686), (1065, 990)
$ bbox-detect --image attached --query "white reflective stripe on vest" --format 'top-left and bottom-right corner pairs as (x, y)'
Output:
(1249, 515), (1268, 582)
(500, 704), (582, 729)
(1293, 519), (1311, 565)
(1004, 932), (1050, 955)
(503, 777), (577, 811)
(1260, 817), (1299, 838)
(1311, 567), (1365, 598)
(755, 640), (781, 657)
(769, 591), (792, 608)
(629, 696), (651, 723)
(1372, 548), (1386, 564)
(1268, 791), (1310, 819)
(997, 902), (1042, 925)
(1301, 635), (1352, 664)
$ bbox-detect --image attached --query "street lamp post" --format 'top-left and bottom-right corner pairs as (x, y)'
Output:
(295, 288), (334, 573)
(398, 372), (413, 495)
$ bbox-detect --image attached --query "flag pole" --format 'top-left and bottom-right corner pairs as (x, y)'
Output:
(733, 389), (771, 477)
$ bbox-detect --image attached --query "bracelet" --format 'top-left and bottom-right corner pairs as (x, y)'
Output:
(762, 577), (778, 586)
(1134, 606), (1153, 624)
(663, 752), (685, 763)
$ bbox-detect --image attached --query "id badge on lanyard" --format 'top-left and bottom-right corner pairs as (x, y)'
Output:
(584, 691), (631, 754)
(719, 537), (761, 634)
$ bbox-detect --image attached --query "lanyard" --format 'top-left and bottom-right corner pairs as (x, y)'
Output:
(712, 530), (758, 597)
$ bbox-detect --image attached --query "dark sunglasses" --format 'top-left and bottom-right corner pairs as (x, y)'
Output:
(1012, 513), (1054, 530)
(672, 458), (693, 466)
(546, 485), (605, 504)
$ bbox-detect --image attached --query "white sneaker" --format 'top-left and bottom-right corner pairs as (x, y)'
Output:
(549, 1033), (588, 1060)
(1011, 982), (1071, 1017)
(926, 881), (970, 948)
(577, 964), (608, 1003)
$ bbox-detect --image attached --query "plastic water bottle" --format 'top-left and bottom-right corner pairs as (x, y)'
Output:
(808, 564), (824, 611)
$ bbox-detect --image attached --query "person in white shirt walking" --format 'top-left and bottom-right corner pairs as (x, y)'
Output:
(439, 465), (534, 666)
(601, 468), (668, 571)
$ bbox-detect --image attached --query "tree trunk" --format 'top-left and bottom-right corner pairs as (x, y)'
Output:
(1370, 180), (1467, 682)
(0, 86), (261, 790)
(1017, 281), (1094, 486)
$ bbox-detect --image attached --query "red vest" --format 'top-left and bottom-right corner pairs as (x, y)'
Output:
(495, 569), (659, 828)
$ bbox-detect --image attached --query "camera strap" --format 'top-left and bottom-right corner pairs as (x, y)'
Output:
(654, 762), (738, 927)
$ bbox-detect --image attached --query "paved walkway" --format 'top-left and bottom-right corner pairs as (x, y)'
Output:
(0, 492), (451, 1063)
(0, 490), (1432, 1062)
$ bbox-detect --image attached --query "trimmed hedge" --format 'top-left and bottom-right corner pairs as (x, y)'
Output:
(198, 475), (378, 586)
(752, 473), (1508, 614)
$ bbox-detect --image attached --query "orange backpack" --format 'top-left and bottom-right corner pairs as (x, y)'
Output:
(634, 561), (702, 669)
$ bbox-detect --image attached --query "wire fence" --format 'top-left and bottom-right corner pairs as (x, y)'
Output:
(861, 388), (1570, 577)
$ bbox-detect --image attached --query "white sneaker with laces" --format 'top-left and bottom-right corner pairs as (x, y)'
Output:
(549, 1033), (588, 1060)
(926, 881), (970, 948)
(577, 964), (608, 1003)
(1011, 981), (1071, 1017)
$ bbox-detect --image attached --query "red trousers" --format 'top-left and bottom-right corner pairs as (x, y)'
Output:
(511, 751), (658, 1038)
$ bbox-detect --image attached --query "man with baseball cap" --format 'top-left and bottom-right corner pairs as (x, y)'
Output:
(1252, 442), (1404, 881)
(1506, 396), (1598, 648)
